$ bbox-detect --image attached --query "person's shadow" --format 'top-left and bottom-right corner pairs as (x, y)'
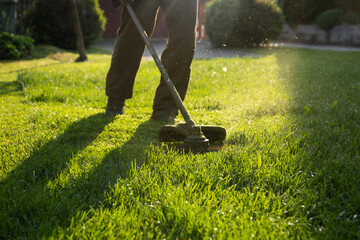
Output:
(0, 113), (161, 238)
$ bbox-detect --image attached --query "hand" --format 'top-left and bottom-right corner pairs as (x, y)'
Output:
(111, 0), (131, 8)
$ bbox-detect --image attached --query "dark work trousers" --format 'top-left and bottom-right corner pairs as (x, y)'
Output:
(106, 0), (198, 115)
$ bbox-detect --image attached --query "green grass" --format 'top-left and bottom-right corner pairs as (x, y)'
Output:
(0, 45), (359, 239)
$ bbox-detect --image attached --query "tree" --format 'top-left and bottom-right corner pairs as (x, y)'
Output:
(69, 0), (87, 62)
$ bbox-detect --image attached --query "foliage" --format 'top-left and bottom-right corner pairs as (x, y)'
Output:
(282, 0), (360, 27)
(1, 46), (360, 239)
(314, 8), (343, 30)
(205, 0), (284, 48)
(281, 0), (337, 26)
(0, 9), (8, 32)
(0, 32), (34, 60)
(314, 8), (360, 30)
(23, 0), (106, 50)
(341, 11), (360, 25)
(333, 0), (360, 15)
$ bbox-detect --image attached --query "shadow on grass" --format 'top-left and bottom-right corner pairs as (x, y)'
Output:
(25, 45), (110, 59)
(0, 81), (23, 96)
(0, 113), (160, 238)
(0, 113), (114, 238)
(0, 45), (111, 76)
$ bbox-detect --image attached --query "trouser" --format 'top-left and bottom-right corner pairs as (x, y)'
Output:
(106, 0), (198, 114)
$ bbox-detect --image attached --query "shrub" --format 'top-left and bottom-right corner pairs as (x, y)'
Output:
(23, 0), (106, 50)
(281, 0), (337, 27)
(205, 0), (284, 48)
(314, 8), (343, 30)
(314, 8), (360, 30)
(282, 0), (360, 27)
(333, 0), (360, 15)
(0, 32), (34, 60)
(341, 11), (360, 25)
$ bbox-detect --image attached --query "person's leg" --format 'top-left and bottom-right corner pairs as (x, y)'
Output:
(106, 0), (160, 105)
(151, 0), (198, 121)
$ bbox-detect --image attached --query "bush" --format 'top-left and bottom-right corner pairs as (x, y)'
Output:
(314, 8), (343, 30)
(282, 0), (360, 27)
(314, 8), (360, 30)
(23, 0), (106, 50)
(205, 0), (284, 48)
(341, 11), (360, 25)
(0, 32), (34, 60)
(333, 0), (360, 15)
(281, 0), (337, 26)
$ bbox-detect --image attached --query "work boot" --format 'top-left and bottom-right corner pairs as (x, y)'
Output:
(151, 110), (177, 125)
(106, 97), (125, 116)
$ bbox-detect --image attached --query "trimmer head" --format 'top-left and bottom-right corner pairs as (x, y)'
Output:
(159, 123), (226, 143)
(159, 122), (226, 152)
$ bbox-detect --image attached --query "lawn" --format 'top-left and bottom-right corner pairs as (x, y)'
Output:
(0, 45), (359, 239)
